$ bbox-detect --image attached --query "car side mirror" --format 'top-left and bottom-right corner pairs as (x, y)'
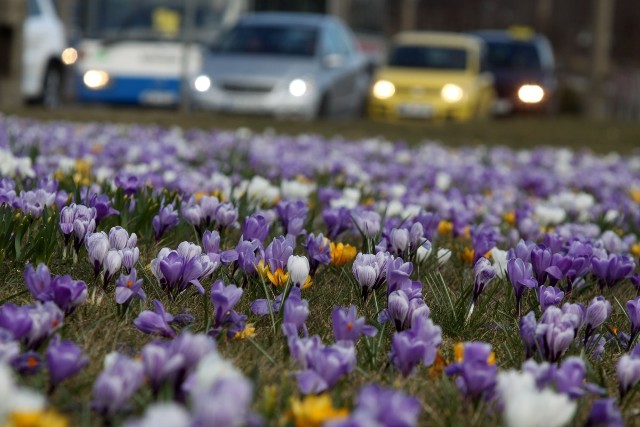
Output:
(323, 53), (344, 69)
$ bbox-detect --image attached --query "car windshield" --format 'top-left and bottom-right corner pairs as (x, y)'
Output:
(214, 24), (318, 57)
(388, 45), (468, 70)
(485, 42), (541, 70)
(80, 0), (230, 43)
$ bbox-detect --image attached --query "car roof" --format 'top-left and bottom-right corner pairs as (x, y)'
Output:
(237, 12), (335, 28)
(392, 31), (483, 50)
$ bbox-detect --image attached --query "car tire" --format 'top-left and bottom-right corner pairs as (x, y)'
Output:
(41, 64), (63, 108)
(318, 93), (331, 119)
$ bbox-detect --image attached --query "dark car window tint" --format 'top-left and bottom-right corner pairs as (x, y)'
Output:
(486, 42), (541, 70)
(388, 45), (467, 70)
(216, 24), (318, 57)
(28, 0), (41, 16)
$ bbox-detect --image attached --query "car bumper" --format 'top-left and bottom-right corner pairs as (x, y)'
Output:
(368, 96), (476, 122)
(75, 74), (181, 105)
(192, 88), (320, 118)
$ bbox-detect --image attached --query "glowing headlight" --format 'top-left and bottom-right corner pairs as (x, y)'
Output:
(83, 70), (109, 89)
(441, 84), (464, 103)
(61, 47), (78, 65)
(289, 79), (308, 97)
(372, 80), (395, 99)
(518, 85), (544, 103)
(194, 75), (211, 92)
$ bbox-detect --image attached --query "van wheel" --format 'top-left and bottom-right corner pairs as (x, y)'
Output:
(318, 93), (330, 119)
(42, 65), (62, 108)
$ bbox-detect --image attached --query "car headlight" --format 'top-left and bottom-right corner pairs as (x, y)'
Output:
(372, 80), (395, 99)
(194, 75), (211, 93)
(441, 84), (464, 103)
(61, 47), (78, 65)
(288, 79), (309, 97)
(83, 70), (109, 89)
(518, 85), (544, 103)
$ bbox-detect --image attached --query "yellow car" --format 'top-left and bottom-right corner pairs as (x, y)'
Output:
(368, 32), (496, 122)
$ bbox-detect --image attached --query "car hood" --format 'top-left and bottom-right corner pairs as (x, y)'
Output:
(375, 67), (475, 87)
(202, 54), (319, 83)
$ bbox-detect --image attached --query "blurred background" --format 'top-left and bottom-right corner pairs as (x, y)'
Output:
(0, 0), (638, 123)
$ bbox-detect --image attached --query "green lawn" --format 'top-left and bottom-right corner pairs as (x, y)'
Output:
(6, 106), (640, 154)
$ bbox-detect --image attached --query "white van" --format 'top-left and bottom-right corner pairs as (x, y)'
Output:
(23, 0), (68, 106)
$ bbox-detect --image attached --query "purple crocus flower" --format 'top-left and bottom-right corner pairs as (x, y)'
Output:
(591, 254), (635, 292)
(85, 192), (119, 225)
(202, 230), (237, 265)
(115, 269), (146, 305)
(46, 334), (89, 388)
(210, 280), (243, 336)
(276, 199), (308, 237)
(150, 242), (217, 296)
(153, 203), (179, 241)
(386, 257), (413, 295)
(86, 231), (110, 277)
(352, 252), (389, 300)
(295, 341), (356, 394)
(381, 289), (430, 332)
(554, 356), (604, 399)
(0, 303), (32, 340)
(92, 352), (145, 415)
(60, 203), (97, 252)
(538, 285), (564, 313)
(616, 353), (640, 399)
(328, 384), (421, 427)
(471, 228), (496, 266)
(473, 257), (496, 306)
(50, 274), (87, 315)
(584, 296), (612, 346)
(507, 257), (538, 317)
(304, 233), (332, 275)
(121, 247), (140, 273)
(200, 196), (220, 227)
(264, 236), (294, 273)
(24, 263), (52, 301)
(25, 301), (64, 349)
(520, 311), (538, 358)
(353, 210), (381, 239)
(390, 315), (442, 377)
(586, 398), (624, 427)
(133, 300), (176, 338)
(235, 239), (264, 275)
(12, 351), (42, 375)
(241, 213), (270, 243)
(140, 341), (185, 395)
(282, 287), (309, 338)
(214, 201), (238, 228)
(536, 306), (577, 362)
(250, 291), (285, 315)
(103, 249), (123, 287)
(626, 297), (640, 349)
(389, 228), (410, 257)
(108, 226), (130, 250)
(444, 341), (497, 401)
(322, 206), (352, 240)
(332, 305), (377, 343)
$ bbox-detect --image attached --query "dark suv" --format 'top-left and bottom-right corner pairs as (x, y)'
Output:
(470, 27), (557, 114)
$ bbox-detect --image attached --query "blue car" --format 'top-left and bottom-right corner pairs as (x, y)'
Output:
(470, 27), (557, 114)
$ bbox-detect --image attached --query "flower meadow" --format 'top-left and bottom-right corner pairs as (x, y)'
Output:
(0, 114), (640, 427)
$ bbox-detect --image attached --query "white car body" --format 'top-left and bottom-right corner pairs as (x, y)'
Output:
(22, 0), (66, 104)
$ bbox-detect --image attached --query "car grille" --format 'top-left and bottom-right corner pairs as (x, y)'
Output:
(220, 82), (274, 94)
(394, 85), (441, 97)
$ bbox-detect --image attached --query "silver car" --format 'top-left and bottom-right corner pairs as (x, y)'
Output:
(191, 12), (371, 119)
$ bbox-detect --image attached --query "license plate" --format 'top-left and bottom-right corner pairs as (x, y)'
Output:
(397, 103), (433, 118)
(140, 90), (177, 105)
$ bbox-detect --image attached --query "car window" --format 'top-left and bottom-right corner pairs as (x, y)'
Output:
(388, 45), (468, 70)
(28, 0), (41, 17)
(485, 42), (542, 71)
(215, 24), (318, 57)
(322, 26), (350, 56)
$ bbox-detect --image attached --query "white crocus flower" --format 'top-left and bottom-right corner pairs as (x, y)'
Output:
(437, 248), (452, 267)
(287, 255), (310, 286)
(490, 247), (509, 279)
(497, 370), (576, 427)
